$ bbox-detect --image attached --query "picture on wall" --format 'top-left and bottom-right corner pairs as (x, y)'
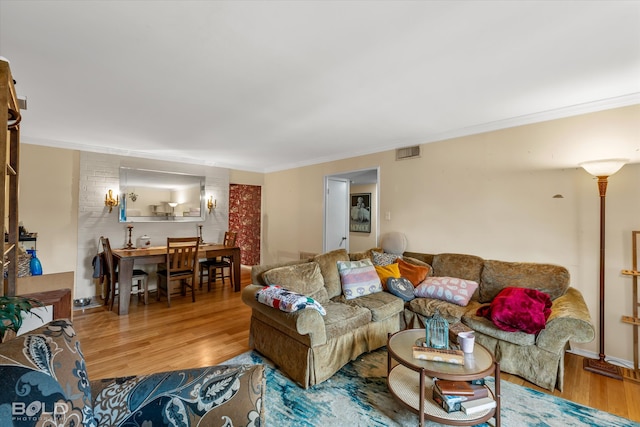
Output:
(350, 193), (371, 233)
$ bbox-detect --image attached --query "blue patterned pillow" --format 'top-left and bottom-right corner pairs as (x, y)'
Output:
(387, 277), (416, 301)
(256, 285), (326, 315)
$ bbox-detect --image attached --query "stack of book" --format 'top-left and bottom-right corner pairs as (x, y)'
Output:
(432, 379), (496, 415)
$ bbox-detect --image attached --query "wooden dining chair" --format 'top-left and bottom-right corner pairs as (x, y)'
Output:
(100, 236), (149, 310)
(199, 231), (237, 291)
(157, 237), (200, 307)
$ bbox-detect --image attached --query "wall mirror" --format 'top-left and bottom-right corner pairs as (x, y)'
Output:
(119, 167), (205, 222)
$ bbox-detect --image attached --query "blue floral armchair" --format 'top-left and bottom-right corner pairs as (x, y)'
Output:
(0, 319), (264, 426)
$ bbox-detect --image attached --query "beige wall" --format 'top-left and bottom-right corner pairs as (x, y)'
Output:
(20, 144), (78, 276)
(18, 104), (640, 366)
(229, 169), (265, 186)
(261, 105), (640, 365)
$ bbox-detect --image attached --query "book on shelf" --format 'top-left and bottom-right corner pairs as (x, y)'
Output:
(434, 380), (489, 398)
(432, 385), (466, 413)
(461, 397), (497, 415)
(412, 346), (464, 365)
(435, 380), (473, 395)
(431, 382), (491, 413)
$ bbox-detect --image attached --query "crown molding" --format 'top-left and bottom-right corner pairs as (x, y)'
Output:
(23, 93), (640, 174)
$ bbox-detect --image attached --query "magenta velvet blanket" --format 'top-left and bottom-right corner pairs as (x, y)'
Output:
(476, 287), (552, 334)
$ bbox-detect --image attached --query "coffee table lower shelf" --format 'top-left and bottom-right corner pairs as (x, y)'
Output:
(388, 364), (496, 425)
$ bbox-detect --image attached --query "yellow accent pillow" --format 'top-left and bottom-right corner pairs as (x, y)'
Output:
(375, 263), (401, 289)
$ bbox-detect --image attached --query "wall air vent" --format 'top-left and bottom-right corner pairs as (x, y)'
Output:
(395, 145), (421, 160)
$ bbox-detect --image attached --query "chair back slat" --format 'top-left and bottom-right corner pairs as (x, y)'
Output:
(166, 237), (200, 275)
(224, 231), (237, 247)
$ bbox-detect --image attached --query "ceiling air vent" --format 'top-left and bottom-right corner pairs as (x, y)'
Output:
(396, 145), (420, 160)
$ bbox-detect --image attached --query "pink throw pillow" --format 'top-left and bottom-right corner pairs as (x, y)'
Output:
(414, 276), (478, 306)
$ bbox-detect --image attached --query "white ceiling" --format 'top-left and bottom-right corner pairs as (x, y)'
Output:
(1, 1), (639, 173)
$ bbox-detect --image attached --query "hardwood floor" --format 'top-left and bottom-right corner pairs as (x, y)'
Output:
(72, 266), (640, 422)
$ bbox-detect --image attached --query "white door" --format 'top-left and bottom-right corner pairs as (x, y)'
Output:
(324, 177), (349, 252)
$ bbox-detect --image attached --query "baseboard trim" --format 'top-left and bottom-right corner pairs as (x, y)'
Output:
(567, 348), (633, 369)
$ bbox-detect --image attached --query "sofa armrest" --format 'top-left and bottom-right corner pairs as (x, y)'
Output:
(536, 287), (595, 353)
(242, 284), (327, 346)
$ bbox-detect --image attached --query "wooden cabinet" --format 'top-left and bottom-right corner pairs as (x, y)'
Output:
(0, 58), (21, 296)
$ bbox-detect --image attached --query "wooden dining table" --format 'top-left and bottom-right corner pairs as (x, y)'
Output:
(112, 242), (241, 315)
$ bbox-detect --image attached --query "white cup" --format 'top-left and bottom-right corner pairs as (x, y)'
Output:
(458, 331), (475, 353)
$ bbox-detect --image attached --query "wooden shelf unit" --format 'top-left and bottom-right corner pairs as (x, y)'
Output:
(0, 58), (21, 297)
(621, 230), (640, 382)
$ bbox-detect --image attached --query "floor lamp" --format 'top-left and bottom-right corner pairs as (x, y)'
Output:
(579, 158), (628, 379)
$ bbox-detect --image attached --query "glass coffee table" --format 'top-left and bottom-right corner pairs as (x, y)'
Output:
(387, 329), (500, 427)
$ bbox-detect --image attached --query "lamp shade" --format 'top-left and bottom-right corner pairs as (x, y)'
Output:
(579, 158), (629, 177)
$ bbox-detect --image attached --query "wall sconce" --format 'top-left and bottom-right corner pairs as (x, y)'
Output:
(105, 189), (119, 213)
(207, 196), (217, 214)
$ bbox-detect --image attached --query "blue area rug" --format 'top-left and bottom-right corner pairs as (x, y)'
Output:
(225, 348), (639, 427)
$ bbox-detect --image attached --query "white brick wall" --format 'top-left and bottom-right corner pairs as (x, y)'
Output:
(76, 152), (229, 299)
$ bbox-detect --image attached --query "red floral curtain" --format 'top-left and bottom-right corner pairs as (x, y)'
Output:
(229, 184), (261, 265)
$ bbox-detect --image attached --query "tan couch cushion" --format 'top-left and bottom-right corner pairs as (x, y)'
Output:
(314, 249), (350, 299)
(334, 291), (404, 322)
(322, 301), (372, 340)
(251, 259), (308, 286)
(348, 247), (381, 261)
(262, 262), (329, 303)
(479, 260), (570, 303)
(408, 297), (482, 324)
(431, 253), (484, 282)
(462, 312), (536, 346)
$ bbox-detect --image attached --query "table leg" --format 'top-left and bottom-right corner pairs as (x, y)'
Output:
(233, 248), (241, 292)
(117, 258), (134, 315)
(419, 369), (425, 427)
(495, 361), (501, 427)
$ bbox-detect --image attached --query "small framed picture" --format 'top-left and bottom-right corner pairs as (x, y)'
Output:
(350, 193), (371, 233)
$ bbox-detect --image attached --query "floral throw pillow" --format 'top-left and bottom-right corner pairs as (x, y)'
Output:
(414, 276), (479, 306)
(256, 285), (326, 315)
(372, 251), (400, 266)
(337, 259), (383, 300)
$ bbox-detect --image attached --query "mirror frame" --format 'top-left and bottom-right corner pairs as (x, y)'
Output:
(118, 167), (206, 223)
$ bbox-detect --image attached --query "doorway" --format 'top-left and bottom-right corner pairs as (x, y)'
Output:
(324, 168), (379, 253)
(229, 184), (261, 265)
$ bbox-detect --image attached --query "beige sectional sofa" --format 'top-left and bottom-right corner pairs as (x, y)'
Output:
(241, 248), (404, 388)
(242, 248), (595, 392)
(400, 251), (595, 391)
